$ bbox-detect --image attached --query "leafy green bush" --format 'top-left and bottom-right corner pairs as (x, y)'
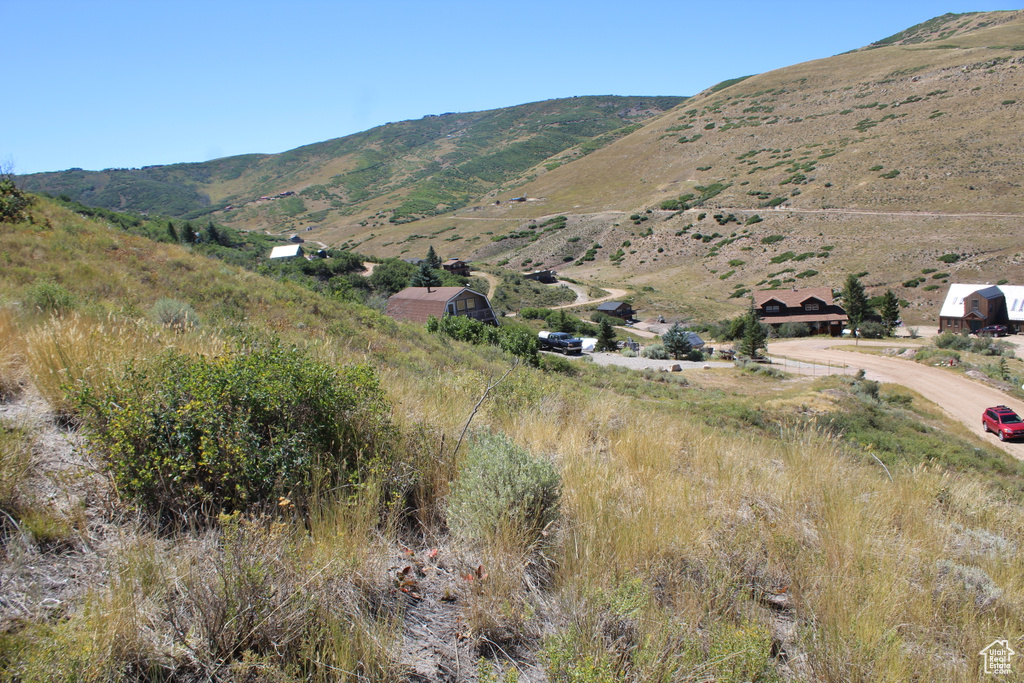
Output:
(447, 431), (560, 543)
(24, 281), (76, 315)
(0, 178), (34, 222)
(74, 339), (392, 519)
(778, 322), (811, 338)
(859, 320), (888, 338)
(938, 253), (960, 264)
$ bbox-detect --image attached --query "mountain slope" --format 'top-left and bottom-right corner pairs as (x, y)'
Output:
(19, 96), (683, 228)
(374, 10), (1024, 322)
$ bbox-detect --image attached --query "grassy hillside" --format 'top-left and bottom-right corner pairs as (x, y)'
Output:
(19, 96), (683, 230)
(3, 170), (1024, 680)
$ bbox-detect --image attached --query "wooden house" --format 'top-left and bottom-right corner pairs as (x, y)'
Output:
(753, 287), (848, 336)
(384, 287), (497, 325)
(596, 301), (634, 320)
(441, 258), (471, 277)
(939, 284), (1024, 333)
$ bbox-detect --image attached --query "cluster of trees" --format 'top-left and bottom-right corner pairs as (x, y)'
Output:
(842, 274), (901, 339)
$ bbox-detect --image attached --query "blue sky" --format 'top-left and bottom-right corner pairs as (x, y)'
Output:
(3, 1), (1017, 175)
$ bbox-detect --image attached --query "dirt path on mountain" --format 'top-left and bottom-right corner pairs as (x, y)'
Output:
(552, 287), (628, 309)
(470, 270), (500, 297)
(770, 337), (1024, 459)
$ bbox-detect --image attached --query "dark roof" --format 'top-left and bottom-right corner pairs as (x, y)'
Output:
(976, 285), (1004, 300)
(753, 287), (835, 308)
(597, 301), (630, 311)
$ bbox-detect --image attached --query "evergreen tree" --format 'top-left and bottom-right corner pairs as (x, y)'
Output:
(842, 274), (869, 337)
(425, 245), (442, 269)
(204, 221), (221, 246)
(409, 262), (442, 289)
(167, 221), (178, 242)
(556, 309), (576, 334)
(662, 323), (693, 360)
(738, 307), (768, 358)
(880, 289), (900, 336)
(596, 319), (618, 352)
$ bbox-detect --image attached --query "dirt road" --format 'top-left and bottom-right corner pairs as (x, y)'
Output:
(771, 337), (1024, 459)
(470, 270), (500, 297)
(552, 286), (628, 309)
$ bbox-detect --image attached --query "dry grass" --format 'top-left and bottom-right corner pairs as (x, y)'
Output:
(0, 308), (27, 400)
(22, 313), (226, 417)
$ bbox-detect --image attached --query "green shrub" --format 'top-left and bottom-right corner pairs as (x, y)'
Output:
(543, 354), (579, 376)
(778, 322), (811, 338)
(24, 281), (76, 315)
(761, 235), (785, 245)
(0, 178), (34, 222)
(74, 339), (392, 519)
(149, 298), (200, 331)
(447, 431), (560, 543)
(641, 344), (668, 360)
(859, 320), (888, 338)
(938, 253), (960, 264)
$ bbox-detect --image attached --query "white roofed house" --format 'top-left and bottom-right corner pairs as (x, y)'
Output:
(938, 283), (1024, 333)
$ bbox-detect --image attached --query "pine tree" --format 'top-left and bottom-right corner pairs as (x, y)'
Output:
(596, 319), (618, 352)
(842, 274), (868, 337)
(738, 308), (768, 359)
(556, 309), (575, 334)
(409, 262), (442, 290)
(425, 245), (442, 269)
(880, 289), (900, 337)
(662, 323), (693, 360)
(167, 221), (178, 242)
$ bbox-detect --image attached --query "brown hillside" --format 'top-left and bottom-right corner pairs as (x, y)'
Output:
(355, 11), (1024, 323)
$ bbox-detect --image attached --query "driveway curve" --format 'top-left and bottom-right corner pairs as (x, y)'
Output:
(770, 337), (1024, 460)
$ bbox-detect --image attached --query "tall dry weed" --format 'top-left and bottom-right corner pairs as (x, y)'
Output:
(0, 307), (27, 400)
(23, 312), (225, 417)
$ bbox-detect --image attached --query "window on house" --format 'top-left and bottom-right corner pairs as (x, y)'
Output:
(765, 305), (780, 313)
(805, 303), (819, 311)
(447, 303), (456, 315)
(456, 299), (467, 311)
(971, 298), (980, 312)
(465, 298), (477, 309)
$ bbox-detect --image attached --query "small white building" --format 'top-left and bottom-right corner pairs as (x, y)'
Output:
(269, 245), (305, 260)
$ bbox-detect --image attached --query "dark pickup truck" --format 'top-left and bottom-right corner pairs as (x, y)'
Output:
(539, 331), (583, 355)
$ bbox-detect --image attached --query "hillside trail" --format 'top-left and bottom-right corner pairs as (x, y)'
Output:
(551, 286), (628, 309)
(469, 270), (500, 297)
(770, 336), (1024, 460)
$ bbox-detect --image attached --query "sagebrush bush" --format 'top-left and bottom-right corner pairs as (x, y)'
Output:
(778, 321), (811, 338)
(858, 320), (888, 339)
(149, 297), (200, 331)
(641, 344), (668, 360)
(447, 431), (560, 543)
(74, 338), (393, 519)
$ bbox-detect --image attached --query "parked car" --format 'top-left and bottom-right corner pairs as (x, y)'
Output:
(982, 405), (1024, 441)
(538, 331), (583, 355)
(978, 325), (1009, 337)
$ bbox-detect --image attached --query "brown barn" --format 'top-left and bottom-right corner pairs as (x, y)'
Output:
(384, 287), (496, 325)
(753, 287), (848, 336)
